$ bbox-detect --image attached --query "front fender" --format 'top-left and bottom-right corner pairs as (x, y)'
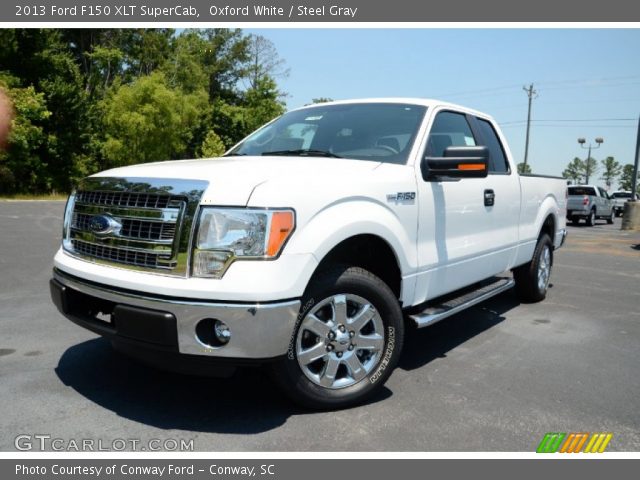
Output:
(283, 198), (418, 303)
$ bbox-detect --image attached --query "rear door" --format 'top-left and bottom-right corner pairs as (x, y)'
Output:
(413, 109), (520, 303)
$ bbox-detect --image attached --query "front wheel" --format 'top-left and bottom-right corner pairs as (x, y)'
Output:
(607, 210), (615, 224)
(513, 233), (553, 303)
(270, 266), (404, 409)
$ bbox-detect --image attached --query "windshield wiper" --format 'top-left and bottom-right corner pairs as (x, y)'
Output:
(261, 149), (342, 158)
(223, 152), (247, 157)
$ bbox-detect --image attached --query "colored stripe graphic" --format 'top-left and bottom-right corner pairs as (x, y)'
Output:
(537, 433), (613, 453)
(584, 433), (613, 453)
(537, 433), (566, 453)
(560, 433), (589, 453)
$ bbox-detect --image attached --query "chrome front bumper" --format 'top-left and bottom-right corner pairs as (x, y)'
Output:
(51, 269), (300, 359)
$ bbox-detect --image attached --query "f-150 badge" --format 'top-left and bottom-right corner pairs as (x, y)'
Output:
(387, 192), (416, 202)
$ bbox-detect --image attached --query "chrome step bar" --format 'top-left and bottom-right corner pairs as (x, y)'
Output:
(410, 277), (515, 328)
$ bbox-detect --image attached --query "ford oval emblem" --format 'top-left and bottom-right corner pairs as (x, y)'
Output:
(89, 215), (116, 235)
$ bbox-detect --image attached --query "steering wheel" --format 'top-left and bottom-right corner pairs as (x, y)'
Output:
(375, 144), (399, 154)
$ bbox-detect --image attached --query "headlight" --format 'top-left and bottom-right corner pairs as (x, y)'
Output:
(192, 208), (295, 278)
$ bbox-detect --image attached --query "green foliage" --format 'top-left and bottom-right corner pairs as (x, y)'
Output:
(600, 156), (622, 188)
(0, 75), (51, 193)
(0, 28), (289, 194)
(243, 76), (286, 132)
(619, 164), (638, 192)
(562, 157), (584, 184)
(198, 130), (226, 158)
(101, 72), (207, 166)
(517, 162), (532, 174)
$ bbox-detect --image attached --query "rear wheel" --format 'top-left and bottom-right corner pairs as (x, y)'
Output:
(571, 216), (580, 226)
(513, 234), (553, 303)
(586, 209), (596, 226)
(271, 266), (404, 410)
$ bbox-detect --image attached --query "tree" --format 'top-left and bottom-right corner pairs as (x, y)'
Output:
(197, 130), (226, 158)
(517, 162), (532, 174)
(0, 29), (91, 192)
(100, 72), (206, 167)
(619, 164), (639, 192)
(0, 28), (289, 194)
(599, 156), (622, 188)
(562, 157), (584, 184)
(245, 34), (289, 90)
(0, 75), (52, 193)
(200, 28), (251, 102)
(242, 75), (286, 133)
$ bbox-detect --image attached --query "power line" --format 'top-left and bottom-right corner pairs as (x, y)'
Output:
(535, 74), (640, 88)
(433, 75), (640, 100)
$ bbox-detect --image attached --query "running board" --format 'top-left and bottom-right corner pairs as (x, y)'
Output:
(410, 277), (515, 328)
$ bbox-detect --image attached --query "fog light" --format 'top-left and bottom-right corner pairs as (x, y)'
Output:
(214, 320), (231, 344)
(195, 318), (231, 348)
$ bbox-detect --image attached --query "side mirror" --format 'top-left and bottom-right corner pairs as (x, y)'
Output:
(422, 146), (489, 180)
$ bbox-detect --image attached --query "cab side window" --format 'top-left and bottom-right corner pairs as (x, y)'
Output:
(426, 111), (477, 157)
(476, 118), (510, 174)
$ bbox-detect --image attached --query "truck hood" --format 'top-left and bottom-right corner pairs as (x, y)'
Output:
(93, 156), (382, 205)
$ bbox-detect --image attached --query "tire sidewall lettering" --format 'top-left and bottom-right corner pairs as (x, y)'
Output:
(369, 326), (395, 384)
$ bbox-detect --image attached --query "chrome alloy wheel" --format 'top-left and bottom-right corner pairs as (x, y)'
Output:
(295, 294), (385, 389)
(537, 245), (552, 292)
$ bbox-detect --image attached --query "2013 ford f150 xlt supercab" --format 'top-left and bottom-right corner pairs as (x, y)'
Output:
(50, 99), (567, 409)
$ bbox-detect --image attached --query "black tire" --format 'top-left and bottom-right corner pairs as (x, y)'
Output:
(270, 265), (404, 410)
(571, 217), (580, 226)
(513, 234), (553, 303)
(607, 210), (615, 224)
(586, 209), (596, 226)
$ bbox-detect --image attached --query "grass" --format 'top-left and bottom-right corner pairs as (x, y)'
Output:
(0, 193), (68, 201)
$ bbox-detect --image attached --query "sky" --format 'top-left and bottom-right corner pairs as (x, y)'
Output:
(246, 28), (640, 187)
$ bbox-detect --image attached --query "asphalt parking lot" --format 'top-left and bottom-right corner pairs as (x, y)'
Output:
(1, 201), (639, 451)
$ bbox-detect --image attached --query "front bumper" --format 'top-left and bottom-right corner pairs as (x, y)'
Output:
(50, 269), (300, 361)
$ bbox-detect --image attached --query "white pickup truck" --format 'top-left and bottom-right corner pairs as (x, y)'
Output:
(50, 99), (567, 409)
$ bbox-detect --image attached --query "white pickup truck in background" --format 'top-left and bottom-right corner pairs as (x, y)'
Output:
(50, 99), (567, 409)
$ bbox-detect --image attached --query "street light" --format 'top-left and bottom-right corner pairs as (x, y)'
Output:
(577, 137), (603, 184)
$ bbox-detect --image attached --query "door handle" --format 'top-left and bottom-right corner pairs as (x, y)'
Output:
(484, 189), (495, 207)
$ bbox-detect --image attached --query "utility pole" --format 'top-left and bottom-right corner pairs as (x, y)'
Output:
(631, 115), (640, 202)
(523, 83), (538, 169)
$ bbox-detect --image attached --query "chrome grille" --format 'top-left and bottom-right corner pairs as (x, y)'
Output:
(63, 177), (209, 277)
(75, 191), (173, 209)
(73, 213), (177, 241)
(71, 239), (173, 269)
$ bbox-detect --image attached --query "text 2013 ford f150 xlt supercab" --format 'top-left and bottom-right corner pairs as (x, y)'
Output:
(50, 99), (567, 409)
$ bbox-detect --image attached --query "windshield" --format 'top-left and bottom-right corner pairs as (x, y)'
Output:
(227, 103), (427, 164)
